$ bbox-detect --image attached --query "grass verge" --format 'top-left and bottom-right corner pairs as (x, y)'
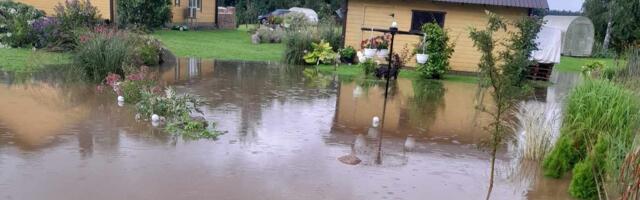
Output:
(0, 48), (71, 72)
(315, 64), (479, 84)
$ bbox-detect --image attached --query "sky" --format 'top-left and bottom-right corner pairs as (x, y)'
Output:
(548, 0), (585, 11)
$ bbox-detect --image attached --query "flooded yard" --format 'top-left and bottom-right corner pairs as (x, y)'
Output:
(0, 59), (580, 200)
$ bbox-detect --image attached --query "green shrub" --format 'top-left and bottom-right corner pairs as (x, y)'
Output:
(128, 34), (163, 65)
(359, 58), (376, 76)
(255, 27), (284, 43)
(73, 29), (131, 82)
(303, 40), (336, 65)
(543, 80), (640, 199)
(569, 160), (599, 200)
(0, 1), (45, 47)
(339, 46), (356, 63)
(54, 0), (100, 30)
(117, 0), (171, 29)
(416, 22), (454, 79)
(283, 27), (316, 65)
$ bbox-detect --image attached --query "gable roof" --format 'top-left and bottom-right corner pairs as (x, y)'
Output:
(433, 0), (549, 9)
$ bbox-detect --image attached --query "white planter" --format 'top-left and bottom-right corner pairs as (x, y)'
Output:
(363, 48), (376, 58)
(416, 53), (429, 64)
(377, 49), (389, 58)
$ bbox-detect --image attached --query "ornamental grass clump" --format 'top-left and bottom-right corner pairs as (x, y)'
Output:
(512, 101), (560, 161)
(542, 80), (640, 200)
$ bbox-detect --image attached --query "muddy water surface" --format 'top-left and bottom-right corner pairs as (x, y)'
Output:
(0, 59), (579, 200)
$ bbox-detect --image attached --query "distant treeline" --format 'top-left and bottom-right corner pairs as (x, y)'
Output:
(219, 0), (345, 24)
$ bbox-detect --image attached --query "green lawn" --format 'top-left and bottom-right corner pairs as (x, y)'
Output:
(316, 64), (479, 83)
(153, 29), (284, 62)
(555, 56), (622, 72)
(0, 48), (71, 72)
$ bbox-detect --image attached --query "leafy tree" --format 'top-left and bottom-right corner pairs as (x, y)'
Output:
(583, 0), (640, 52)
(117, 0), (172, 29)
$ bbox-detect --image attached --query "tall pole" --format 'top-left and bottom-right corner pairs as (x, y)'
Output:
(375, 24), (398, 165)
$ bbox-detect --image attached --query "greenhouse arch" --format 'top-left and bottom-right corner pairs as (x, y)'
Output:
(544, 15), (595, 57)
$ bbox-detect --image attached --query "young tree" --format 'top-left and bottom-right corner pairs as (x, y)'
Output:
(469, 11), (542, 200)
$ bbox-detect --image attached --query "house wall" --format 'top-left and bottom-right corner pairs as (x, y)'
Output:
(15, 0), (112, 20)
(170, 0), (217, 26)
(345, 0), (528, 72)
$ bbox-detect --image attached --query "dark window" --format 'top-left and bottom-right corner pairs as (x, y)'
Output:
(410, 10), (446, 32)
(175, 0), (180, 6)
(189, 0), (202, 11)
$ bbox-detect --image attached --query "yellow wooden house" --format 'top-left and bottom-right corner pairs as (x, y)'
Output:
(14, 0), (218, 27)
(343, 0), (549, 72)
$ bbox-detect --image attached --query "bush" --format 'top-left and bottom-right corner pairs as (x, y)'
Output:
(117, 0), (171, 29)
(339, 46), (356, 63)
(74, 29), (130, 82)
(303, 40), (336, 65)
(359, 59), (376, 76)
(543, 80), (640, 199)
(128, 34), (163, 65)
(255, 27), (284, 43)
(0, 1), (44, 47)
(283, 27), (316, 65)
(317, 19), (342, 51)
(569, 159), (599, 199)
(283, 21), (342, 65)
(416, 22), (454, 79)
(54, 0), (100, 30)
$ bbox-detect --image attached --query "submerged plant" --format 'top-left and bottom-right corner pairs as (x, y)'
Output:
(512, 101), (560, 161)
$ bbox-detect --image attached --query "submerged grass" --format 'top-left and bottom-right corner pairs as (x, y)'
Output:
(542, 80), (640, 199)
(512, 101), (560, 161)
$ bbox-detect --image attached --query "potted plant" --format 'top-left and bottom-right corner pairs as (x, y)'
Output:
(339, 46), (356, 64)
(415, 41), (429, 64)
(376, 34), (391, 58)
(361, 38), (377, 58)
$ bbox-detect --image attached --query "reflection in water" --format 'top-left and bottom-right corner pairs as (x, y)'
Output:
(0, 59), (580, 200)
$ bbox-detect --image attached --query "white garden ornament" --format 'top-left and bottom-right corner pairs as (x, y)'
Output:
(372, 116), (380, 128)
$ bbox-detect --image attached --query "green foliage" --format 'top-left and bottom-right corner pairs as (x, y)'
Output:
(339, 46), (356, 63)
(0, 1), (45, 47)
(283, 27), (315, 64)
(128, 34), (163, 66)
(255, 27), (285, 43)
(569, 160), (599, 200)
(54, 0), (100, 30)
(543, 136), (580, 178)
(416, 23), (455, 79)
(581, 61), (605, 78)
(359, 58), (376, 76)
(121, 79), (156, 103)
(317, 19), (342, 51)
(117, 0), (172, 29)
(303, 40), (336, 65)
(583, 0), (640, 52)
(468, 11), (542, 199)
(543, 80), (640, 199)
(73, 29), (130, 82)
(166, 116), (223, 140)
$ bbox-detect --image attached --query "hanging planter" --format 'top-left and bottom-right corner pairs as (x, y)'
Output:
(363, 48), (377, 58)
(377, 49), (389, 58)
(416, 53), (429, 64)
(416, 34), (429, 64)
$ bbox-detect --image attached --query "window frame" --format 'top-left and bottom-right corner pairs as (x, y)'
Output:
(410, 10), (447, 33)
(175, 0), (180, 7)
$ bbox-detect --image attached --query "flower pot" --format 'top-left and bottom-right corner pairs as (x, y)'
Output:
(416, 54), (429, 64)
(377, 49), (389, 58)
(364, 48), (376, 58)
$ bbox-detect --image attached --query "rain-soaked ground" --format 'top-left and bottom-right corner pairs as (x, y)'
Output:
(0, 58), (581, 200)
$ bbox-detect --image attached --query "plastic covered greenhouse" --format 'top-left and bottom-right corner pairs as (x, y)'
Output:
(543, 15), (595, 57)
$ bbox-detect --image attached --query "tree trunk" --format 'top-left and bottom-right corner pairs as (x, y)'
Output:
(602, 0), (614, 51)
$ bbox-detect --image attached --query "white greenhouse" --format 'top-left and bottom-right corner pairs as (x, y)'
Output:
(543, 15), (595, 57)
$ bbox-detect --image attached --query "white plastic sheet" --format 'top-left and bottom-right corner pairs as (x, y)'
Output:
(531, 25), (562, 64)
(289, 7), (319, 23)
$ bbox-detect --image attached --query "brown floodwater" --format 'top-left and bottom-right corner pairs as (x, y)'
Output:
(0, 58), (580, 200)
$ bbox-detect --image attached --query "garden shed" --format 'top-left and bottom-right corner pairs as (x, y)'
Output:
(543, 15), (595, 57)
(343, 0), (549, 72)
